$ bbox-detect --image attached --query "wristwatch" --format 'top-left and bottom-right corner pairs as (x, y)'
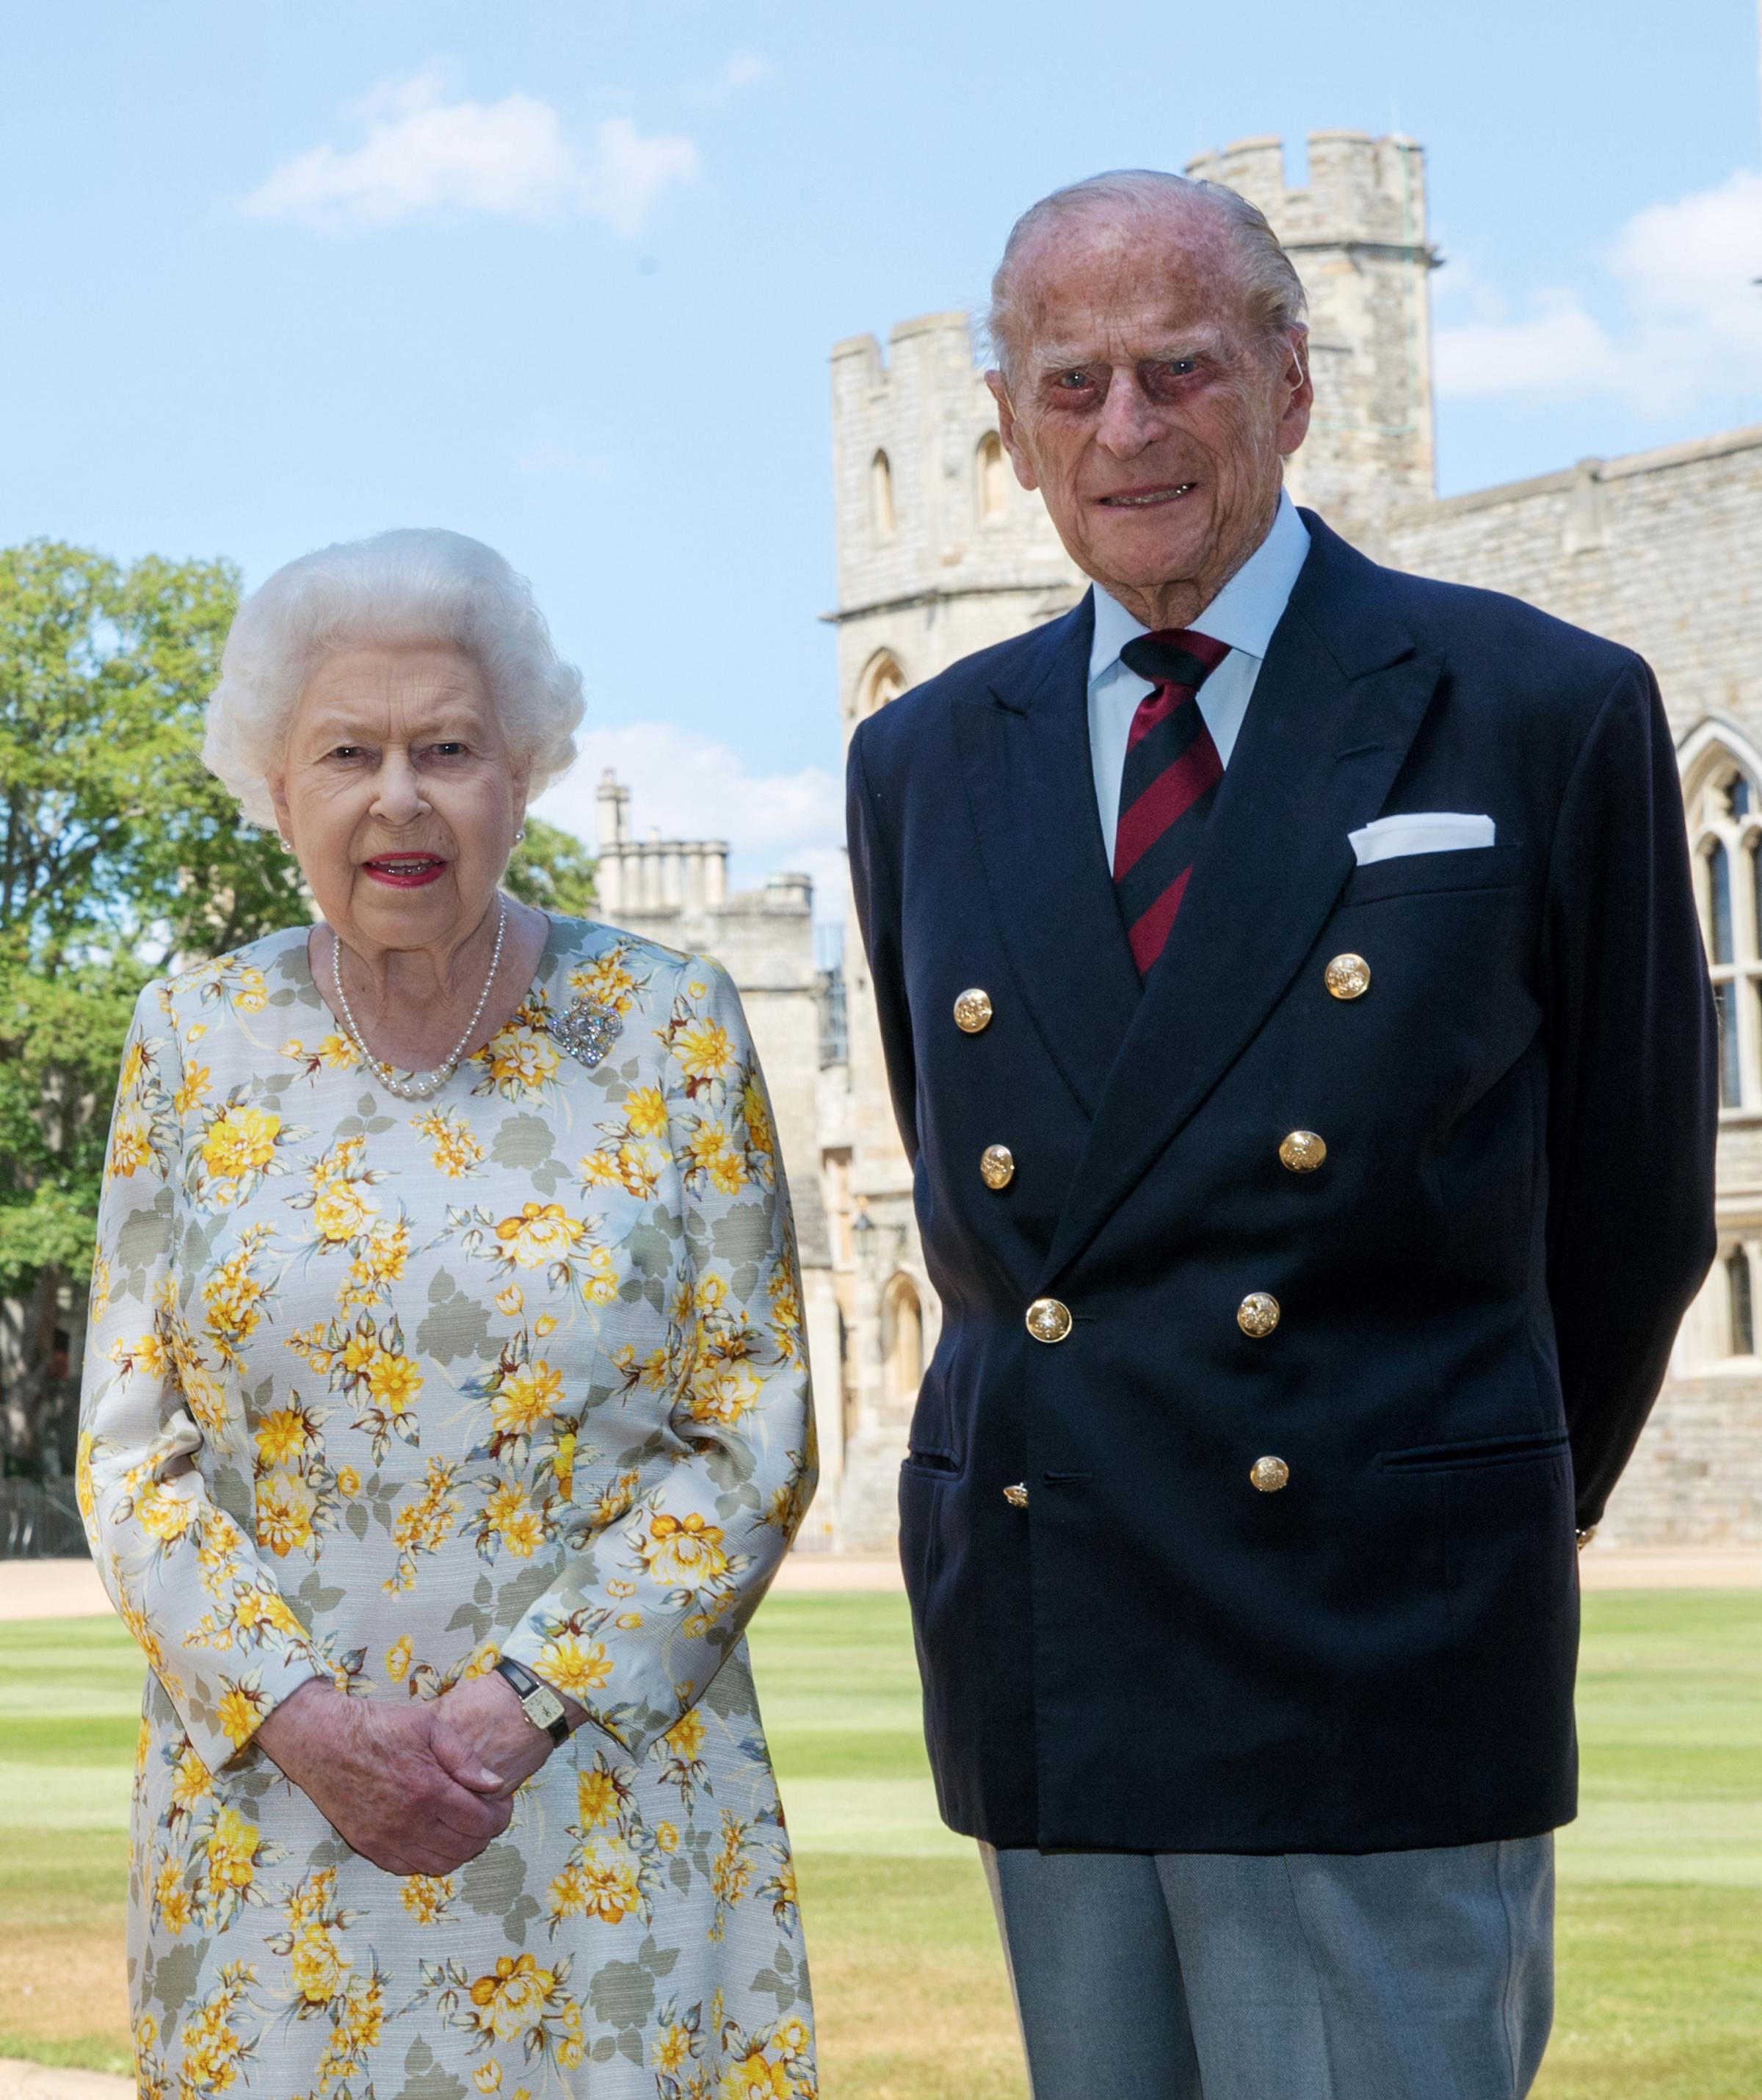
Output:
(493, 1657), (570, 1745)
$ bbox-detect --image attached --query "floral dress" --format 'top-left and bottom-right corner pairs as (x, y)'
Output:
(77, 916), (818, 2100)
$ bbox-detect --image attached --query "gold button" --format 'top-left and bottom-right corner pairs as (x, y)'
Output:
(1279, 1129), (1327, 1174)
(1237, 1292), (1280, 1339)
(954, 988), (994, 1033)
(1003, 1482), (1029, 1509)
(1250, 1455), (1291, 1493)
(1324, 953), (1371, 1000)
(1026, 1297), (1073, 1344)
(980, 1144), (1015, 1190)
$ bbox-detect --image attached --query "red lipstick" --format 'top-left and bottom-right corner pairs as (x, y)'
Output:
(361, 856), (448, 888)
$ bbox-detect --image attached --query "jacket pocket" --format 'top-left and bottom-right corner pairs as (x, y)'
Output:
(1341, 842), (1521, 905)
(1379, 1427), (1568, 1475)
(901, 1447), (963, 1481)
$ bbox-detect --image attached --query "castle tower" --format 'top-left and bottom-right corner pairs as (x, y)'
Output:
(827, 312), (1084, 728)
(592, 773), (846, 1545)
(824, 317), (1090, 1543)
(1185, 131), (1437, 552)
(821, 131), (1440, 1548)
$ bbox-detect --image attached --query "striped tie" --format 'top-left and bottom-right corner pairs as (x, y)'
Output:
(1112, 628), (1231, 976)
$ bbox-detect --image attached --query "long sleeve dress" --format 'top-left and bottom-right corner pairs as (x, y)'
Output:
(76, 914), (818, 2100)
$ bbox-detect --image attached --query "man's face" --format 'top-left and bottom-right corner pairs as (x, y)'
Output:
(987, 206), (1311, 620)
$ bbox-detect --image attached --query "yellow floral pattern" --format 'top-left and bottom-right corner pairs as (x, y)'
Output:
(79, 918), (817, 2098)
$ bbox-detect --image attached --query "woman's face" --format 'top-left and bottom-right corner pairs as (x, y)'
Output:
(269, 642), (528, 958)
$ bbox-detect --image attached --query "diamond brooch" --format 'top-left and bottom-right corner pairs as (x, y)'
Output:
(550, 998), (623, 1068)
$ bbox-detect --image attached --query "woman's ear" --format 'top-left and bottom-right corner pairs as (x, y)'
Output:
(268, 775), (294, 848)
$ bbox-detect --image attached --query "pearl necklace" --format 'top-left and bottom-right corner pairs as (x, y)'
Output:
(330, 899), (507, 1101)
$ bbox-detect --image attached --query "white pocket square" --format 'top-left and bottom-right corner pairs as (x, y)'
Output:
(1349, 813), (1496, 866)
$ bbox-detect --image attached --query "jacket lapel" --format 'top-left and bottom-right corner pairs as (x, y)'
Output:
(1041, 515), (1443, 1281)
(954, 593), (1142, 1116)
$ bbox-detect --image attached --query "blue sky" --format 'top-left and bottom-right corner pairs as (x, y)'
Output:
(4, 1), (1759, 913)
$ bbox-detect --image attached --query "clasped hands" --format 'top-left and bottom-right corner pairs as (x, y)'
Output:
(256, 1668), (589, 1877)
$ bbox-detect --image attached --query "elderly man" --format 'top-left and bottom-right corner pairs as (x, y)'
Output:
(846, 172), (1716, 2098)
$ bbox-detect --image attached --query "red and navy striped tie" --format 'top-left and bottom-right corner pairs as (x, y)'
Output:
(1112, 628), (1231, 976)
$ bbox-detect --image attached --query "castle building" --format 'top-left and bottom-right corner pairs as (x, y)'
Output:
(590, 775), (851, 1544)
(812, 131), (1762, 1551)
(603, 131), (1761, 1552)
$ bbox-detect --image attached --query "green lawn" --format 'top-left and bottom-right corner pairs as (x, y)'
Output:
(1, 1592), (1758, 2096)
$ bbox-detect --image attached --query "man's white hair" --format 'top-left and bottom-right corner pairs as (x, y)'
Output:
(203, 527), (584, 829)
(987, 169), (1308, 385)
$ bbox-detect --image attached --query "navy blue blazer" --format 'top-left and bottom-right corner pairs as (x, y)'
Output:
(846, 512), (1718, 1854)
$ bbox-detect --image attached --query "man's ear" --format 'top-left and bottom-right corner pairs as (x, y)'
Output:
(1275, 326), (1313, 460)
(985, 369), (1040, 492)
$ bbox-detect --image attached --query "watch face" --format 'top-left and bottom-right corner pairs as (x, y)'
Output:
(526, 1685), (565, 1729)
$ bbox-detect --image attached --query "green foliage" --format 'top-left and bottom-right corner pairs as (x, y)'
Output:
(0, 539), (601, 1464)
(503, 814), (597, 919)
(0, 541), (304, 1449)
(0, 954), (141, 1296)
(0, 541), (304, 967)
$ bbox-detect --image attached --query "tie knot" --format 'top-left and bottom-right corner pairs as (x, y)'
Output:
(1120, 628), (1230, 689)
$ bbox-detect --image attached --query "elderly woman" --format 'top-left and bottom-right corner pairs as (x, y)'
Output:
(78, 528), (818, 2099)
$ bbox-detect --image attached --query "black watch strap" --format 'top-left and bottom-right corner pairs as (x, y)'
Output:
(494, 1656), (570, 1744)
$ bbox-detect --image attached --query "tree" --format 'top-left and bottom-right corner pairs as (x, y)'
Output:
(0, 546), (601, 1478)
(504, 817), (598, 919)
(0, 541), (302, 1477)
(0, 540), (599, 1480)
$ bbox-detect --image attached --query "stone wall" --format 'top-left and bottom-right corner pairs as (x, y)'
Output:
(1387, 428), (1762, 739)
(1185, 131), (1435, 554)
(601, 795), (847, 1545)
(816, 130), (1762, 1551)
(1598, 1376), (1762, 1546)
(1389, 427), (1762, 1545)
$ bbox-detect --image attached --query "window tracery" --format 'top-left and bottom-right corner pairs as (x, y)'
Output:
(856, 651), (906, 717)
(1688, 753), (1762, 1112)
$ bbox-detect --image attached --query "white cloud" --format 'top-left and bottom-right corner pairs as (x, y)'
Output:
(507, 411), (614, 482)
(681, 51), (774, 109)
(532, 723), (846, 922)
(1434, 168), (1762, 413)
(1433, 297), (1625, 401)
(238, 65), (698, 236)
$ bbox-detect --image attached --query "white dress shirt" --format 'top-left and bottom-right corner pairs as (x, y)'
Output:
(1087, 491), (1312, 858)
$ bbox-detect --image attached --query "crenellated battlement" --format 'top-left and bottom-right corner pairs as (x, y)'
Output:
(1186, 130), (1432, 261)
(1184, 130), (1437, 546)
(826, 130), (1437, 739)
(813, 123), (1762, 1552)
(827, 311), (1077, 688)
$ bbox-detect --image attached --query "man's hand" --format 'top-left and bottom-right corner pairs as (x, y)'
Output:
(255, 1679), (512, 1876)
(439, 1669), (588, 1800)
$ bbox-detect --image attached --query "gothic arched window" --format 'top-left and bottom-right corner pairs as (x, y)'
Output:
(1709, 841), (1735, 965)
(871, 449), (896, 539)
(856, 651), (907, 718)
(977, 431), (1009, 524)
(1688, 753), (1762, 1110)
(883, 1272), (924, 1404)
(1728, 1247), (1755, 1356)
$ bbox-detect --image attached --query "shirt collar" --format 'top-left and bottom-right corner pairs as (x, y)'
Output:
(1088, 490), (1312, 684)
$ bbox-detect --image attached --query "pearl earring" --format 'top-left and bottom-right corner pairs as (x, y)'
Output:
(514, 826), (526, 844)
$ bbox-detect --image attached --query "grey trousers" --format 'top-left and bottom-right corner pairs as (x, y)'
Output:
(981, 1835), (1554, 2100)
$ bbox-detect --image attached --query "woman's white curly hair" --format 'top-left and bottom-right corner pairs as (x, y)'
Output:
(203, 527), (584, 829)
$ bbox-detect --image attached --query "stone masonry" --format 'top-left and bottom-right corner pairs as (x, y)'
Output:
(591, 774), (848, 1545)
(800, 130), (1762, 1549)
